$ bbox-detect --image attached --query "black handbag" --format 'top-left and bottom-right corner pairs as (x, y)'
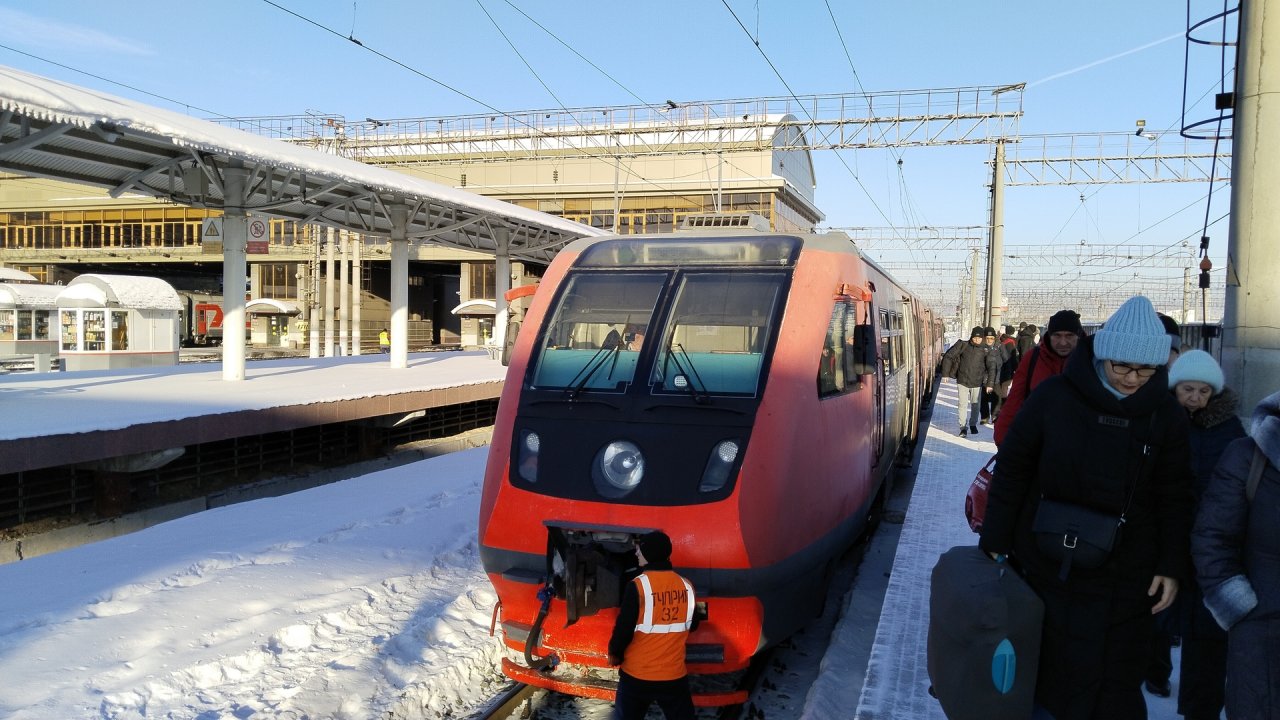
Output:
(1032, 415), (1159, 580)
(1032, 499), (1121, 579)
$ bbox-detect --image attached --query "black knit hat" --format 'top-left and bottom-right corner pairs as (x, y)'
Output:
(984, 326), (997, 337)
(1045, 310), (1083, 336)
(637, 531), (672, 563)
(1158, 313), (1181, 350)
(1004, 324), (1016, 336)
(970, 326), (985, 339)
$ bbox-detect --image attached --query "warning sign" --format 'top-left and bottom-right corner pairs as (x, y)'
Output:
(201, 217), (223, 254)
(248, 215), (269, 255)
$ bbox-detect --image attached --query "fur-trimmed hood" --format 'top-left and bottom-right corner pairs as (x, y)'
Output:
(1252, 389), (1280, 469)
(1192, 387), (1242, 430)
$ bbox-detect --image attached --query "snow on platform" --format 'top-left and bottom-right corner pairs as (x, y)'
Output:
(0, 350), (506, 443)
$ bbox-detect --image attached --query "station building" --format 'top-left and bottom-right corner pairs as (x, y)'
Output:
(0, 109), (821, 353)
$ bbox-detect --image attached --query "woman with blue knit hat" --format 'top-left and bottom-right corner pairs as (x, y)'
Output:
(980, 295), (1195, 720)
(1163, 349), (1245, 719)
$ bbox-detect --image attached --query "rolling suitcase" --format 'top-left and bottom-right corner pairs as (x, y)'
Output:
(927, 545), (1043, 720)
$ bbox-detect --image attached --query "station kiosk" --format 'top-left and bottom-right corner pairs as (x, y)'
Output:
(0, 280), (61, 366)
(245, 298), (302, 348)
(55, 274), (181, 371)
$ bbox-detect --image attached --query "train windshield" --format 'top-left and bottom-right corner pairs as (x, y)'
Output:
(529, 272), (666, 391)
(650, 272), (785, 397)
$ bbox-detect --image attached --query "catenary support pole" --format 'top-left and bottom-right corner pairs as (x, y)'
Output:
(986, 140), (1006, 331)
(221, 164), (249, 381)
(1223, 0), (1280, 414)
(390, 204), (409, 369)
(967, 248), (980, 333)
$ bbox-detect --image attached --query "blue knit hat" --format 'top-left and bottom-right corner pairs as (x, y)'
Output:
(1168, 349), (1224, 394)
(1094, 296), (1169, 366)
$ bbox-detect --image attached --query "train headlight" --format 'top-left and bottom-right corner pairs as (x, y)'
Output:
(593, 440), (645, 498)
(517, 430), (540, 482)
(699, 439), (740, 492)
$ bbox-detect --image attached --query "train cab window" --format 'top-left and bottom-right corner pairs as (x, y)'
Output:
(650, 272), (785, 397)
(529, 272), (665, 391)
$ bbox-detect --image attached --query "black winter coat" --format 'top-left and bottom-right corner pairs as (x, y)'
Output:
(940, 339), (998, 389)
(979, 335), (1194, 720)
(1185, 388), (1247, 501)
(1192, 391), (1280, 720)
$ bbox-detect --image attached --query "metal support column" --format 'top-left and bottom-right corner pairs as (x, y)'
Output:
(324, 228), (336, 357)
(967, 248), (980, 333)
(308, 227), (320, 358)
(339, 231), (350, 356)
(352, 238), (362, 355)
(1223, 0), (1280, 413)
(494, 228), (512, 351)
(221, 164), (249, 381)
(390, 204), (409, 369)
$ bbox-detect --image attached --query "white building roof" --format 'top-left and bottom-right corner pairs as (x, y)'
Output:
(0, 267), (39, 283)
(0, 282), (61, 308)
(0, 64), (605, 263)
(246, 298), (302, 315)
(57, 274), (181, 311)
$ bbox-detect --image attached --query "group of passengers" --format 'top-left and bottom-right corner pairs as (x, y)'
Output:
(962, 295), (1278, 720)
(940, 321), (1028, 438)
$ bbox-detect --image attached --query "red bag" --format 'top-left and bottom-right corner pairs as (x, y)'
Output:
(965, 455), (997, 533)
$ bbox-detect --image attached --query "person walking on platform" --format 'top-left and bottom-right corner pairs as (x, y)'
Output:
(1192, 389), (1280, 720)
(1160, 350), (1245, 718)
(992, 324), (1020, 421)
(979, 295), (1194, 720)
(378, 328), (390, 353)
(980, 326), (1001, 425)
(608, 531), (697, 720)
(993, 310), (1083, 446)
(1017, 321), (1039, 358)
(940, 326), (998, 438)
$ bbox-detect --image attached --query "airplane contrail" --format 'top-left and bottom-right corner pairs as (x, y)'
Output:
(1027, 31), (1184, 89)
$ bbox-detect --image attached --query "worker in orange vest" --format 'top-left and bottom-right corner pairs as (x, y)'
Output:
(608, 530), (697, 720)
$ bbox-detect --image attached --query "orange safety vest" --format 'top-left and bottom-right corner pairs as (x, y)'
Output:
(620, 569), (695, 681)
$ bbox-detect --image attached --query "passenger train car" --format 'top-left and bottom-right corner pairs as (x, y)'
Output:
(478, 224), (941, 705)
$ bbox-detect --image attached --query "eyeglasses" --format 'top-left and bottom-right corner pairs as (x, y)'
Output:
(1109, 362), (1159, 378)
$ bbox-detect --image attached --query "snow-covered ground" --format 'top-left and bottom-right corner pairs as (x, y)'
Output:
(0, 448), (509, 719)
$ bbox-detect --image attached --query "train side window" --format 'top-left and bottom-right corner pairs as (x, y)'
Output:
(879, 309), (892, 370)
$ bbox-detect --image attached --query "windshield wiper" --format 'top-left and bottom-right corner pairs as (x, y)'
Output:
(564, 343), (622, 400)
(664, 343), (711, 405)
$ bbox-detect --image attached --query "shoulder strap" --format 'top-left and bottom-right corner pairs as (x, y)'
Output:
(1021, 345), (1041, 396)
(1247, 444), (1267, 502)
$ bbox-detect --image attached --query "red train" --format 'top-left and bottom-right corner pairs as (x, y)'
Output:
(478, 225), (942, 705)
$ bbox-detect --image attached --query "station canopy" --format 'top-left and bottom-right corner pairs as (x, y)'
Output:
(0, 64), (605, 262)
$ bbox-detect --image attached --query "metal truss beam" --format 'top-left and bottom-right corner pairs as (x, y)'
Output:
(217, 86), (1024, 162)
(1002, 132), (1231, 185)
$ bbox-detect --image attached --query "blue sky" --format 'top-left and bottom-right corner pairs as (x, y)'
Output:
(0, 1), (1235, 319)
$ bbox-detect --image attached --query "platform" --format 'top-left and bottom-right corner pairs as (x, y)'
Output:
(0, 352), (506, 531)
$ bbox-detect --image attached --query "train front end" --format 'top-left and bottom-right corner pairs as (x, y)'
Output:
(478, 234), (804, 705)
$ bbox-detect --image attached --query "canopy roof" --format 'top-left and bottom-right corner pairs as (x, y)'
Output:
(57, 274), (181, 311)
(0, 65), (605, 263)
(450, 299), (497, 316)
(246, 298), (302, 315)
(0, 267), (39, 283)
(0, 282), (60, 308)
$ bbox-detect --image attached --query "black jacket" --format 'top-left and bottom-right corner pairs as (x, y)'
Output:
(940, 339), (998, 389)
(1186, 388), (1247, 501)
(979, 335), (1194, 719)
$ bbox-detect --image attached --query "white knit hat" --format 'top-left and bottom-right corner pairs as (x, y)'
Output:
(1094, 296), (1169, 366)
(1168, 349), (1224, 394)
